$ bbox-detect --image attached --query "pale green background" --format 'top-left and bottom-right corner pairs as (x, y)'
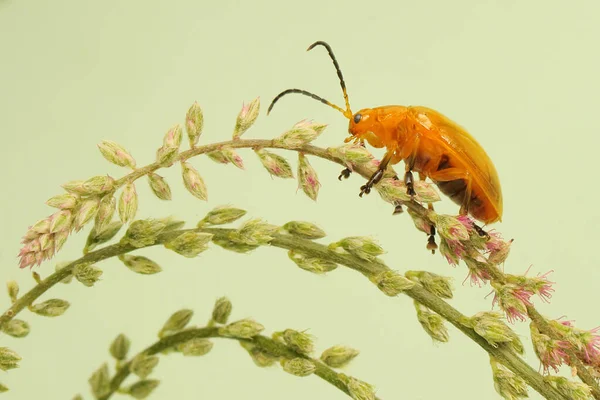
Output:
(1, 1), (599, 399)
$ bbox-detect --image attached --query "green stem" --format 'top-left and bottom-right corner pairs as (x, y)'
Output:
(99, 327), (378, 400)
(526, 305), (600, 399)
(475, 253), (600, 398)
(4, 138), (576, 399)
(3, 226), (565, 398)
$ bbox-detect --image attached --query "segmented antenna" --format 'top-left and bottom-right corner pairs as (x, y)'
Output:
(267, 41), (353, 119)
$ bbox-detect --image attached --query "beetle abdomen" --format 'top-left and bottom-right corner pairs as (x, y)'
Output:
(431, 155), (498, 224)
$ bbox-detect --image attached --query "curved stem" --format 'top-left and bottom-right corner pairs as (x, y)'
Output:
(3, 138), (580, 399)
(99, 327), (378, 400)
(526, 305), (600, 399)
(3, 225), (564, 399)
(471, 244), (600, 398)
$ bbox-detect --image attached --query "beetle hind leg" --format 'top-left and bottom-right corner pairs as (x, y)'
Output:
(388, 175), (404, 214)
(472, 223), (489, 238)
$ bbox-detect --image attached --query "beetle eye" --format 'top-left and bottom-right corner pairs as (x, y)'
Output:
(353, 113), (362, 124)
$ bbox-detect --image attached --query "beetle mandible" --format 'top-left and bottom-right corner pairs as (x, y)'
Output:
(267, 41), (502, 248)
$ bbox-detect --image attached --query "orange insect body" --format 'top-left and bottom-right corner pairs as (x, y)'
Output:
(349, 105), (503, 223)
(268, 41), (503, 226)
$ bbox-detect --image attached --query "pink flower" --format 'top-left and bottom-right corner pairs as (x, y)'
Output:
(534, 271), (555, 303)
(465, 269), (489, 287)
(18, 211), (73, 269)
(463, 259), (491, 287)
(457, 214), (474, 230)
(492, 283), (533, 323)
(540, 340), (571, 373)
(572, 326), (600, 365)
(515, 268), (555, 303)
(440, 238), (466, 266)
(485, 230), (504, 252)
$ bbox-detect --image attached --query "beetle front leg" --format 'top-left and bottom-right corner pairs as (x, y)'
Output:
(359, 170), (384, 197)
(338, 168), (352, 180)
(338, 138), (366, 182)
(359, 151), (393, 197)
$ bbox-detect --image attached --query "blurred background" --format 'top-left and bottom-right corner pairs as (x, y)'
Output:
(1, 0), (599, 399)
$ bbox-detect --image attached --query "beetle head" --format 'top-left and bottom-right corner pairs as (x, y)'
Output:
(347, 108), (384, 147)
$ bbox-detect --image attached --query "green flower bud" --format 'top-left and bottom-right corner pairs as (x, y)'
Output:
(82, 175), (115, 195)
(370, 270), (415, 296)
(1, 319), (30, 338)
(6, 281), (18, 302)
(233, 97), (260, 139)
(288, 250), (338, 274)
(219, 318), (264, 339)
(281, 358), (315, 377)
(0, 347), (21, 371)
(415, 303), (449, 343)
(121, 219), (166, 248)
(164, 231), (213, 258)
(320, 345), (359, 368)
(131, 354), (159, 379)
(181, 162), (208, 201)
(125, 379), (160, 399)
(282, 329), (314, 354)
(73, 263), (103, 287)
(255, 149), (294, 178)
(147, 173), (172, 200)
(88, 363), (110, 398)
(118, 183), (138, 223)
(470, 311), (523, 354)
(159, 309), (193, 338)
(177, 338), (213, 356)
(185, 102), (204, 147)
(30, 299), (70, 317)
(119, 255), (162, 275)
(200, 206), (247, 226)
(211, 297), (232, 324)
(330, 236), (385, 262)
(283, 221), (326, 239)
(490, 357), (528, 400)
(97, 140), (136, 168)
(109, 333), (131, 361)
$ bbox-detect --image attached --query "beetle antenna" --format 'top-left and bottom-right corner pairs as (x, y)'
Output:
(267, 88), (346, 116)
(306, 41), (352, 119)
(267, 41), (353, 119)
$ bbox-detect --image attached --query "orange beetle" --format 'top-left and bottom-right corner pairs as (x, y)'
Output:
(268, 41), (502, 246)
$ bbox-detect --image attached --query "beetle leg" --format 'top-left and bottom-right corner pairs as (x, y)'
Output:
(338, 168), (352, 180)
(338, 138), (366, 181)
(418, 172), (438, 252)
(359, 151), (393, 197)
(458, 175), (473, 216)
(418, 172), (436, 211)
(427, 166), (472, 212)
(387, 175), (403, 214)
(404, 169), (416, 196)
(472, 223), (489, 238)
(427, 224), (438, 254)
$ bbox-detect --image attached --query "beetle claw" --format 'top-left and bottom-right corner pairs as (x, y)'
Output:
(338, 168), (352, 181)
(427, 235), (438, 254)
(359, 184), (371, 197)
